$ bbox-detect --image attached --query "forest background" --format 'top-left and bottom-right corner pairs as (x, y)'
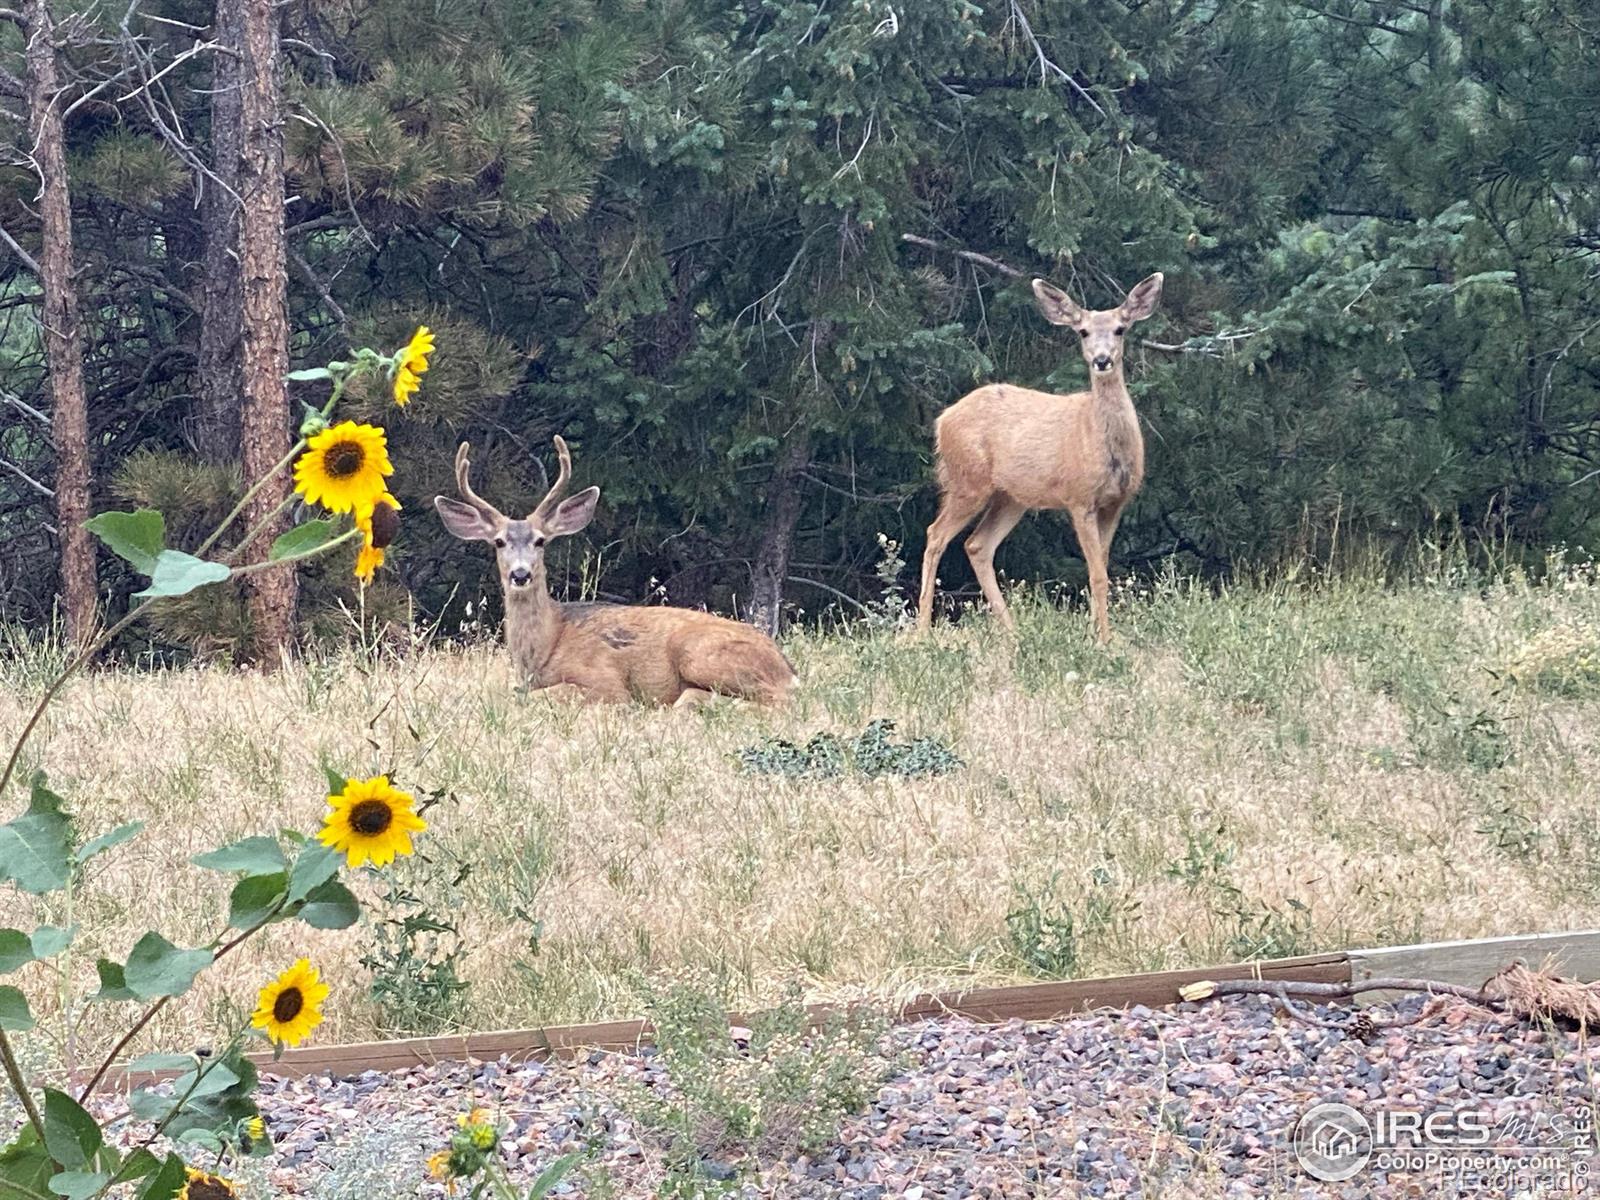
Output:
(1, 0), (1596, 656)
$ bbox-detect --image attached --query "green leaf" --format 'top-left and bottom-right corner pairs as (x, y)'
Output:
(296, 879), (358, 930)
(0, 931), (33, 974)
(526, 1150), (584, 1199)
(75, 822), (144, 865)
(91, 960), (136, 1003)
(269, 519), (338, 561)
(125, 1089), (174, 1124)
(0, 1130), (53, 1198)
(122, 933), (213, 1000)
(287, 842), (340, 901)
(131, 550), (231, 600)
(192, 836), (286, 876)
(0, 799), (73, 895)
(132, 1155), (186, 1200)
(30, 925), (74, 960)
(227, 872), (288, 929)
(320, 766), (347, 797)
(0, 985), (34, 1031)
(285, 367), (333, 381)
(26, 778), (65, 818)
(124, 1052), (197, 1074)
(42, 1090), (102, 1171)
(111, 1149), (162, 1187)
(84, 509), (165, 576)
(174, 1129), (223, 1152)
(49, 1170), (112, 1200)
(173, 1063), (240, 1101)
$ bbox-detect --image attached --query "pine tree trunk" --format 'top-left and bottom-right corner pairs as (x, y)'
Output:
(196, 0), (244, 465)
(236, 0), (294, 664)
(25, 0), (96, 644)
(747, 430), (811, 636)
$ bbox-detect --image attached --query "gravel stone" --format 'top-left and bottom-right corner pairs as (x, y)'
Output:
(95, 995), (1597, 1197)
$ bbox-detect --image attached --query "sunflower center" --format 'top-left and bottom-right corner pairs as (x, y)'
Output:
(349, 799), (394, 836)
(324, 441), (366, 479)
(272, 987), (304, 1024)
(187, 1176), (239, 1200)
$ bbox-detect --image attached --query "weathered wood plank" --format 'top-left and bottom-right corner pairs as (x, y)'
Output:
(185, 952), (1347, 1082)
(897, 953), (1349, 1024)
(1348, 930), (1600, 1004)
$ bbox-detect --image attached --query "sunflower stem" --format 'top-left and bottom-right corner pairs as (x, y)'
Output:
(225, 494), (300, 565)
(0, 601), (152, 800)
(318, 368), (353, 419)
(228, 527), (362, 578)
(196, 438), (308, 560)
(0, 1025), (45, 1140)
(78, 901), (287, 1103)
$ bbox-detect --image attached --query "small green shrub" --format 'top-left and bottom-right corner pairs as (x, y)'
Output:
(1005, 866), (1137, 977)
(1226, 896), (1316, 960)
(736, 718), (962, 779)
(627, 975), (888, 1187)
(360, 846), (472, 1035)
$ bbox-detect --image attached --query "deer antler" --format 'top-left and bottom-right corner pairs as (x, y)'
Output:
(530, 436), (572, 523)
(453, 441), (501, 519)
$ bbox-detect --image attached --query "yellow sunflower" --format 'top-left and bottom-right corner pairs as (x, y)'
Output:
(392, 326), (435, 407)
(251, 958), (329, 1048)
(426, 1150), (458, 1194)
(318, 775), (427, 868)
(181, 1168), (240, 1200)
(241, 1114), (268, 1150)
(293, 422), (393, 514)
(353, 492), (401, 584)
(458, 1107), (498, 1150)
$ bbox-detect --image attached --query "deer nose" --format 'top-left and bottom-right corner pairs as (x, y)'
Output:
(1092, 355), (1113, 372)
(508, 567), (532, 587)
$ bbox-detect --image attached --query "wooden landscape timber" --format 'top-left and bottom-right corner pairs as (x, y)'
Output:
(1347, 930), (1600, 1004)
(105, 931), (1598, 1087)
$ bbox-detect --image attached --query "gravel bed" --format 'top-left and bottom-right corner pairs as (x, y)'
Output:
(222, 997), (1599, 1197)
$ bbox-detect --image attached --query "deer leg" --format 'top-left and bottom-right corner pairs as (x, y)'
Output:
(916, 492), (987, 632)
(1069, 508), (1112, 645)
(673, 687), (717, 709)
(1097, 503), (1124, 552)
(963, 496), (1027, 630)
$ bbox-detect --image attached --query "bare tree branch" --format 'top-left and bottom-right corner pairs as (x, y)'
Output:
(0, 221), (41, 274)
(289, 247), (348, 331)
(901, 232), (1025, 278)
(1006, 0), (1107, 117)
(0, 456), (53, 497)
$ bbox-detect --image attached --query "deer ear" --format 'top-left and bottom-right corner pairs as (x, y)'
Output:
(1121, 272), (1164, 322)
(544, 486), (600, 537)
(1031, 278), (1086, 327)
(435, 496), (498, 541)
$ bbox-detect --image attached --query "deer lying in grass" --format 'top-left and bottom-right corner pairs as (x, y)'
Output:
(916, 272), (1164, 644)
(435, 437), (797, 707)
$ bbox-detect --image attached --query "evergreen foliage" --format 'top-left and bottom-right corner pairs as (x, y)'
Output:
(1, 0), (1596, 648)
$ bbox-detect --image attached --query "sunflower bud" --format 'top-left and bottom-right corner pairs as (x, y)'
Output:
(369, 501), (400, 550)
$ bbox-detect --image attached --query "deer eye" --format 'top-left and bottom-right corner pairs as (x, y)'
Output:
(493, 537), (506, 549)
(1077, 329), (1089, 338)
(1113, 325), (1126, 336)
(533, 535), (546, 549)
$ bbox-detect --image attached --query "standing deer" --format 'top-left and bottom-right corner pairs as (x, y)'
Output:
(916, 272), (1164, 643)
(435, 437), (798, 706)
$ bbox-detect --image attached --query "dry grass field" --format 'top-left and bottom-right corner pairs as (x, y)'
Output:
(4, 555), (1600, 1065)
